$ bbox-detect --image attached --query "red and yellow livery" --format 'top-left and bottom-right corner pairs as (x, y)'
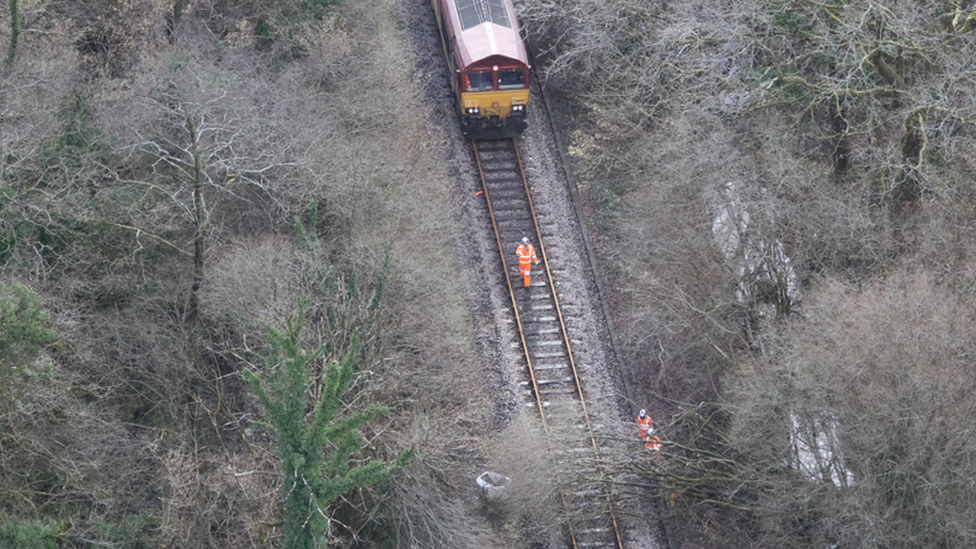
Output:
(432, 0), (530, 139)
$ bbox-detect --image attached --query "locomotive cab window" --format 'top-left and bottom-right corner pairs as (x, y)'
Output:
(498, 68), (527, 90)
(465, 70), (494, 92)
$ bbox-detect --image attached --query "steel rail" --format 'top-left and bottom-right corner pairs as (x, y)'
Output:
(473, 138), (625, 549)
(474, 139), (581, 549)
(472, 140), (549, 424)
(512, 141), (625, 549)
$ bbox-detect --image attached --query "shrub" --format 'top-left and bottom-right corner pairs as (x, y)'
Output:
(0, 515), (62, 549)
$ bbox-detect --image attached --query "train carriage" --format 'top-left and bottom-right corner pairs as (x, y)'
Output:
(432, 0), (530, 139)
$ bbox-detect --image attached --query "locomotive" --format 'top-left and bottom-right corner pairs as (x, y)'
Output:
(432, 0), (530, 139)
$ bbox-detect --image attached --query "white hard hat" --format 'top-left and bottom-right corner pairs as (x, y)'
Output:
(522, 236), (529, 244)
(639, 409), (646, 418)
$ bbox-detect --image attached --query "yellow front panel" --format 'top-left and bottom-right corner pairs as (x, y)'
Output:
(461, 89), (530, 118)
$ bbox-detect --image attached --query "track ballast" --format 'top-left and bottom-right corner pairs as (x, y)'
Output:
(474, 138), (625, 549)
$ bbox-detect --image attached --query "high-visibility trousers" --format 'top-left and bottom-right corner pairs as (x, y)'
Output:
(519, 261), (532, 287)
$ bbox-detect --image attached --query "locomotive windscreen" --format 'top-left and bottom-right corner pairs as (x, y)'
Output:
(455, 0), (511, 30)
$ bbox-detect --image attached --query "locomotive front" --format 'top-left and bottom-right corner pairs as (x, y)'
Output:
(457, 54), (529, 139)
(434, 0), (530, 139)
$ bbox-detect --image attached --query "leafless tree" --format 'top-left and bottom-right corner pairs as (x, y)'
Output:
(113, 63), (291, 323)
(520, 1), (976, 547)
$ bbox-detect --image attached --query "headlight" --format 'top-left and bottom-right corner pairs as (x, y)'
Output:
(511, 104), (525, 112)
(466, 107), (480, 115)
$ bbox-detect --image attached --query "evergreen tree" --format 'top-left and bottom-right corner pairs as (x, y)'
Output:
(0, 284), (57, 386)
(243, 307), (411, 549)
(5, 0), (18, 67)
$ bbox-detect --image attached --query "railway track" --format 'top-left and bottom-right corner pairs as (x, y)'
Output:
(473, 138), (626, 549)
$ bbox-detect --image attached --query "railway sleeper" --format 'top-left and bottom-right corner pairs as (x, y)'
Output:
(496, 220), (536, 232)
(484, 178), (519, 188)
(574, 528), (617, 542)
(526, 361), (569, 370)
(531, 351), (567, 359)
(490, 196), (528, 207)
(525, 327), (560, 336)
(493, 210), (531, 220)
(522, 326), (561, 337)
(485, 182), (522, 193)
(537, 377), (574, 385)
(529, 358), (571, 366)
(493, 203), (531, 214)
(531, 362), (569, 371)
(526, 337), (561, 347)
(522, 328), (566, 340)
(483, 171), (517, 181)
(484, 172), (521, 182)
(522, 322), (560, 332)
(520, 380), (572, 390)
(529, 354), (569, 362)
(522, 313), (558, 322)
(477, 156), (513, 165)
(538, 388), (577, 397)
(536, 380), (576, 390)
(493, 212), (532, 223)
(526, 336), (562, 344)
(576, 541), (617, 549)
(479, 158), (516, 167)
(522, 322), (552, 330)
(481, 158), (517, 168)
(484, 176), (519, 187)
(494, 214), (532, 225)
(526, 325), (560, 335)
(522, 315), (557, 323)
(488, 186), (528, 197)
(575, 529), (613, 537)
(485, 185), (524, 197)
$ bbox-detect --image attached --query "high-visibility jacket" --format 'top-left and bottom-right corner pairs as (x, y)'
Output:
(645, 435), (662, 452)
(638, 415), (654, 440)
(516, 243), (538, 269)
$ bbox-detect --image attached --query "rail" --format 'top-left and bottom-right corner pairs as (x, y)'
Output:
(473, 138), (625, 549)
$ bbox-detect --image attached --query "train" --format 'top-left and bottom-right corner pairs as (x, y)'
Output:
(432, 0), (530, 139)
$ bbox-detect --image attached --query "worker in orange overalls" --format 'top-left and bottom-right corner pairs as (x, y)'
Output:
(516, 236), (540, 288)
(638, 409), (661, 452)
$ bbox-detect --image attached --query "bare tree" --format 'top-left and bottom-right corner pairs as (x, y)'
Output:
(117, 68), (288, 323)
(722, 269), (976, 547)
(520, 2), (976, 547)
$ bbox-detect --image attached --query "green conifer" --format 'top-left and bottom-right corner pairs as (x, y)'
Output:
(243, 306), (411, 549)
